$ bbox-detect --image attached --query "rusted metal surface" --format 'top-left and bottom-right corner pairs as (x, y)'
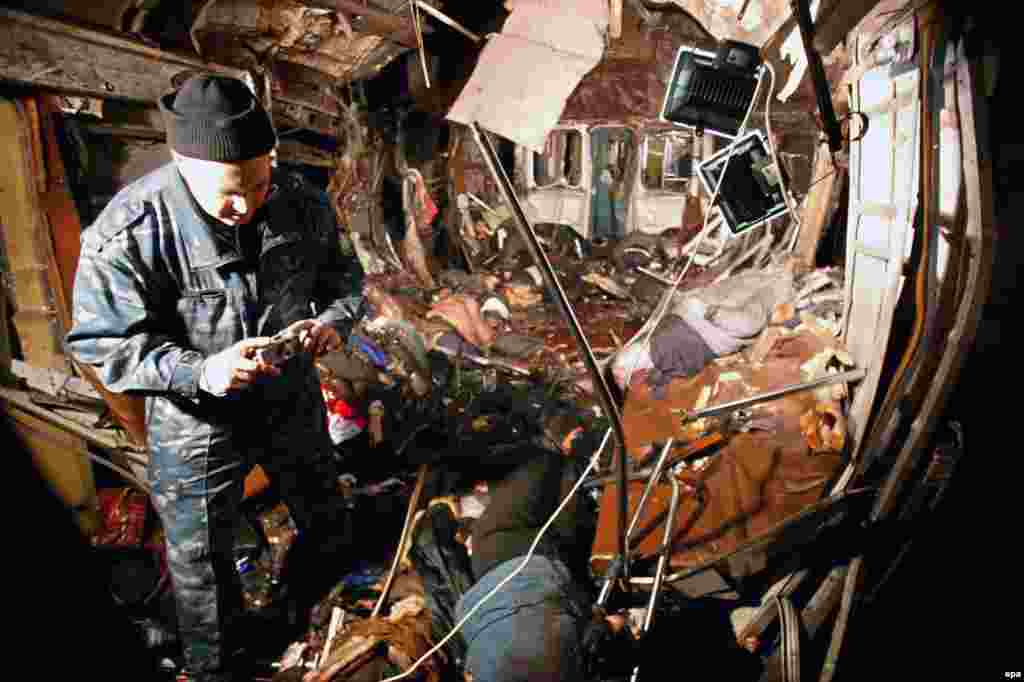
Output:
(307, 0), (435, 47)
(270, 60), (343, 117)
(0, 97), (68, 372)
(562, 60), (667, 122)
(80, 120), (337, 167)
(192, 0), (385, 80)
(795, 142), (846, 266)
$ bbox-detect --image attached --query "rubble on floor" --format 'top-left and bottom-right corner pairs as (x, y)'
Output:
(288, 205), (855, 679)
(596, 312), (854, 576)
(72, 208), (852, 681)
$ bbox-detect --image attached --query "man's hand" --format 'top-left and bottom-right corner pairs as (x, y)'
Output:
(200, 337), (281, 396)
(282, 318), (341, 357)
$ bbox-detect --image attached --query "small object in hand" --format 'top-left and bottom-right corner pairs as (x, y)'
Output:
(254, 328), (305, 366)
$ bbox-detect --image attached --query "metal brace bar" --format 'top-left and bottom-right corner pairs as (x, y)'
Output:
(414, 1), (482, 42)
(625, 439), (674, 544)
(675, 368), (866, 423)
(629, 474), (681, 682)
(470, 121), (631, 577)
(791, 0), (844, 154)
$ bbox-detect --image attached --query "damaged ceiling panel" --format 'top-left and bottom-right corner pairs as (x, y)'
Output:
(646, 0), (794, 46)
(191, 0), (430, 84)
(447, 0), (608, 152)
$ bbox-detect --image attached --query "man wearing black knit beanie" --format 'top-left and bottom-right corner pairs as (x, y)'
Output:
(67, 74), (365, 681)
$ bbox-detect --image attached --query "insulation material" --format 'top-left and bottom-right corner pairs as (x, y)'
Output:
(645, 0), (793, 46)
(446, 0), (608, 152)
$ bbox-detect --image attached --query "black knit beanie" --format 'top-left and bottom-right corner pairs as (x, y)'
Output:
(158, 74), (277, 162)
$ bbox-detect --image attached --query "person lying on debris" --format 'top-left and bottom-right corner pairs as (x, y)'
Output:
(67, 74), (365, 682)
(406, 403), (639, 682)
(613, 263), (796, 397)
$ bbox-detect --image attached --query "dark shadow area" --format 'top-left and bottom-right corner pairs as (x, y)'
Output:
(639, 593), (764, 680)
(4, 413), (160, 680)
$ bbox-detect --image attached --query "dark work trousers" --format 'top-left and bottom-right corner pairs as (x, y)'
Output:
(148, 363), (349, 682)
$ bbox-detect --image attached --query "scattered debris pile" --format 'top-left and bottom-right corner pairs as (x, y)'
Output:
(597, 280), (854, 577)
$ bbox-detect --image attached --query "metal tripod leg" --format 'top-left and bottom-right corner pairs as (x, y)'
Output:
(598, 439), (674, 607)
(625, 439), (675, 543)
(630, 474), (681, 682)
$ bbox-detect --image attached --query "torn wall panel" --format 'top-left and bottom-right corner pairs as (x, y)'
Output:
(500, 0), (608, 61)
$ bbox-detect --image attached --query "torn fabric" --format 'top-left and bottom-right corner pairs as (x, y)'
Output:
(446, 0), (608, 152)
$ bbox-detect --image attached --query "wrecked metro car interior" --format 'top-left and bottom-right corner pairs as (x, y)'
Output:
(0, 1), (998, 681)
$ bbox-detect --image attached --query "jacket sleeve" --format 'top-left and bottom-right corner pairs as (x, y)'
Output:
(66, 230), (205, 399)
(310, 192), (366, 341)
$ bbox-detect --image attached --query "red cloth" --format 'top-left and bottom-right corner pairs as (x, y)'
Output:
(93, 488), (149, 547)
(325, 397), (367, 430)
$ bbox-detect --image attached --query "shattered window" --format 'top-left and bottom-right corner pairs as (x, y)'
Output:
(591, 126), (636, 240)
(642, 132), (693, 191)
(533, 129), (584, 187)
(592, 126), (635, 186)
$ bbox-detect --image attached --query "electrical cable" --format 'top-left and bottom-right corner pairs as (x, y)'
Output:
(374, 428), (612, 682)
(615, 63), (770, 393)
(759, 61), (803, 254)
(355, 50), (767, 682)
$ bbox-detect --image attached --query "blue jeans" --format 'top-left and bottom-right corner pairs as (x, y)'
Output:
(455, 555), (588, 682)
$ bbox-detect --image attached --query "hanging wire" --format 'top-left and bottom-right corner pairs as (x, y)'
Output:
(371, 429), (613, 682)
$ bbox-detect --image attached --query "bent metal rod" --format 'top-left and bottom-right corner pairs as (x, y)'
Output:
(470, 121), (632, 575)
